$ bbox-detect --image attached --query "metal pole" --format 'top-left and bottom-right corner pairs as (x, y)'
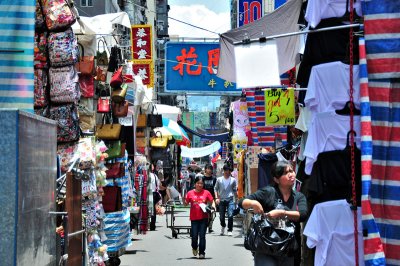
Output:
(233, 23), (362, 45)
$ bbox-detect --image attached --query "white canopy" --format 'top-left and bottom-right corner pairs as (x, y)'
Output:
(71, 12), (131, 56)
(181, 142), (221, 158)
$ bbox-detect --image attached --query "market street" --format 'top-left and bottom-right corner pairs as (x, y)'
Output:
(120, 207), (253, 266)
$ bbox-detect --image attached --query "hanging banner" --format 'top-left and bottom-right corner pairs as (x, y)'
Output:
(131, 25), (152, 61)
(264, 88), (295, 126)
(132, 62), (154, 88)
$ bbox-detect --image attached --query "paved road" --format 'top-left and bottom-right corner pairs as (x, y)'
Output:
(119, 207), (254, 266)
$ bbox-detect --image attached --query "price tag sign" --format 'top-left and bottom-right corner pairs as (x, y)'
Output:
(119, 115), (133, 126)
(264, 88), (295, 126)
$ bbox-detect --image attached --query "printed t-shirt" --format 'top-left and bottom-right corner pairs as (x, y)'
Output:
(186, 189), (213, 221)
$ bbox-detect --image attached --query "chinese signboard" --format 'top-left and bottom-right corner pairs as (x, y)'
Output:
(165, 42), (238, 93)
(131, 25), (154, 88)
(264, 88), (295, 126)
(237, 0), (263, 27)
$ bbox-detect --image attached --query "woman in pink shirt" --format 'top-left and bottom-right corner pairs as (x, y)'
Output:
(185, 176), (214, 259)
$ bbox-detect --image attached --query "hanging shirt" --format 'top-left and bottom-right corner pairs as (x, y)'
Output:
(303, 200), (364, 266)
(304, 61), (360, 122)
(186, 189), (213, 221)
(305, 0), (363, 28)
(308, 146), (361, 206)
(303, 111), (361, 175)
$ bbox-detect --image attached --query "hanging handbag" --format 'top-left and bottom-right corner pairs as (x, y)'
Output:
(150, 131), (169, 148)
(39, 0), (77, 32)
(76, 43), (95, 75)
(47, 28), (78, 67)
(244, 214), (298, 256)
(107, 46), (122, 72)
(112, 100), (129, 117)
(106, 141), (122, 160)
(97, 86), (110, 113)
(95, 66), (107, 82)
(137, 113), (147, 128)
(111, 83), (127, 103)
(79, 74), (94, 98)
(96, 115), (122, 140)
(96, 38), (109, 66)
(110, 66), (124, 89)
(147, 113), (162, 128)
(105, 162), (124, 178)
(102, 186), (122, 213)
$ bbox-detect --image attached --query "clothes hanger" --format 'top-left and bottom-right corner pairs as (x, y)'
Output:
(340, 0), (361, 23)
(335, 101), (360, 115)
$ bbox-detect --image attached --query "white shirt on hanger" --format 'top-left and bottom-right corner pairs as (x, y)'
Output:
(303, 199), (364, 266)
(303, 111), (361, 175)
(304, 61), (360, 122)
(305, 0), (363, 28)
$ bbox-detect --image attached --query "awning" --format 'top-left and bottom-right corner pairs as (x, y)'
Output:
(178, 121), (230, 142)
(153, 104), (181, 121)
(72, 12), (131, 56)
(154, 118), (190, 146)
(181, 142), (221, 158)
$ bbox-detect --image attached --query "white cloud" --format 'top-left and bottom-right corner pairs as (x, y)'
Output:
(168, 5), (231, 39)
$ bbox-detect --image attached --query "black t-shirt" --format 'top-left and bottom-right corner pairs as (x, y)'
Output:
(238, 186), (308, 222)
(308, 146), (361, 207)
(203, 175), (216, 198)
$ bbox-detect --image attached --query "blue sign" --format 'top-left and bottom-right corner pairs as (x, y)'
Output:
(237, 0), (263, 27)
(274, 0), (287, 9)
(165, 42), (238, 93)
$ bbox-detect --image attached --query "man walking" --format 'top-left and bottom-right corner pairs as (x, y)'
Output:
(203, 164), (216, 233)
(214, 164), (238, 236)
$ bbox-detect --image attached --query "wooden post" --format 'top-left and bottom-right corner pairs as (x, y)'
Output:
(65, 172), (82, 266)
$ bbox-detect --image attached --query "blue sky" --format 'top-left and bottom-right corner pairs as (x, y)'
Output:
(168, 0), (231, 38)
(168, 0), (230, 13)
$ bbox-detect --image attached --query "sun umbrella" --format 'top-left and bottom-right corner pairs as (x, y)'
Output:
(153, 118), (191, 146)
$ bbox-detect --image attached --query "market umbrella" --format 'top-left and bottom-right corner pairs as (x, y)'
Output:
(153, 118), (191, 146)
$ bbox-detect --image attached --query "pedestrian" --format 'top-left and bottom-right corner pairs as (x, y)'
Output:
(214, 164), (238, 236)
(185, 175), (214, 259)
(187, 166), (196, 190)
(149, 168), (161, 231)
(238, 161), (308, 266)
(202, 164), (217, 233)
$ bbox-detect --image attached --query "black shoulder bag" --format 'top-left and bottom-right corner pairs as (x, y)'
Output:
(244, 214), (298, 256)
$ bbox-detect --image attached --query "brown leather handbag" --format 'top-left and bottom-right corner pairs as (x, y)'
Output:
(110, 66), (124, 88)
(111, 83), (127, 103)
(96, 115), (122, 140)
(112, 100), (128, 117)
(76, 43), (94, 75)
(137, 114), (147, 128)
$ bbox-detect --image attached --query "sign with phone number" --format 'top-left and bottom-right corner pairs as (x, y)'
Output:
(264, 88), (295, 126)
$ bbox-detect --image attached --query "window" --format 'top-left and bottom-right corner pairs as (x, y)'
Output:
(81, 0), (93, 7)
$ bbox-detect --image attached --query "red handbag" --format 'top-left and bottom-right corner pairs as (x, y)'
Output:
(110, 66), (124, 88)
(105, 163), (123, 178)
(79, 74), (94, 98)
(102, 186), (122, 213)
(97, 86), (110, 113)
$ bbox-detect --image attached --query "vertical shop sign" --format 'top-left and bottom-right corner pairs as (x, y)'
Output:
(131, 25), (154, 88)
(264, 88), (295, 126)
(237, 0), (263, 27)
(131, 25), (152, 61)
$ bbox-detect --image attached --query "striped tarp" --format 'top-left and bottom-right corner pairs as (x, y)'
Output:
(103, 210), (132, 252)
(0, 1), (35, 112)
(245, 88), (287, 147)
(362, 1), (400, 265)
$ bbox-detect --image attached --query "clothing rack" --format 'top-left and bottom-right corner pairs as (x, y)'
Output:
(232, 23), (362, 45)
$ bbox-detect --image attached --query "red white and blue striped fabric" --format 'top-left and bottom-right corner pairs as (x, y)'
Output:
(362, 1), (400, 265)
(245, 88), (287, 147)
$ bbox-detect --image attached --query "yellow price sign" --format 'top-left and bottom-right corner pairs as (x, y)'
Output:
(264, 88), (295, 126)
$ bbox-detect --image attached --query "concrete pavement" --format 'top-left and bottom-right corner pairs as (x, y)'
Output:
(119, 207), (254, 266)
